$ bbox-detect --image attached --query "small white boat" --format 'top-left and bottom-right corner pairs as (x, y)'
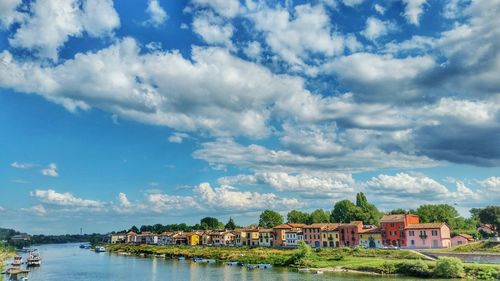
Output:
(178, 256), (185, 260)
(94, 246), (106, 253)
(11, 256), (23, 267)
(315, 270), (324, 274)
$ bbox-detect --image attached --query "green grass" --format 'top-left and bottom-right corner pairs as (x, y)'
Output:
(451, 241), (500, 253)
(0, 244), (16, 281)
(107, 244), (500, 279)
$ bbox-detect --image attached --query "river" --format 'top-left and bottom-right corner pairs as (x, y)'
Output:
(8, 243), (446, 281)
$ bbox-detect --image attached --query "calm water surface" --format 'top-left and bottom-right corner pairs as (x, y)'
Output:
(16, 243), (442, 281)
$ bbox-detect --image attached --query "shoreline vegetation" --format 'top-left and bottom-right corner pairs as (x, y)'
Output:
(0, 244), (16, 281)
(107, 243), (500, 279)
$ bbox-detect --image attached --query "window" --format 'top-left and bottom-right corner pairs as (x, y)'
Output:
(390, 223), (395, 227)
(431, 230), (438, 236)
(409, 230), (415, 236)
(411, 240), (415, 245)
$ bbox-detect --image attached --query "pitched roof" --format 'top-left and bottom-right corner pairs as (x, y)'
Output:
(455, 233), (474, 241)
(258, 228), (273, 233)
(406, 223), (446, 229)
(359, 227), (380, 234)
(273, 224), (292, 229)
(288, 223), (306, 228)
(381, 214), (406, 221)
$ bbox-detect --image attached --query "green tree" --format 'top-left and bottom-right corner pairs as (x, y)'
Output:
(388, 208), (407, 215)
(308, 209), (330, 224)
(225, 217), (236, 230)
(355, 192), (382, 225)
(287, 210), (310, 224)
(291, 240), (312, 266)
(200, 217), (220, 230)
(478, 206), (500, 233)
(258, 209), (284, 228)
(331, 200), (358, 223)
(416, 204), (460, 226)
(434, 257), (465, 278)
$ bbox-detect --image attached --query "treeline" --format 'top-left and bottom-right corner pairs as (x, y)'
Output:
(30, 234), (104, 245)
(124, 193), (499, 239)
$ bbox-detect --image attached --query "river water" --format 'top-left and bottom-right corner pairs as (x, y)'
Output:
(10, 243), (443, 281)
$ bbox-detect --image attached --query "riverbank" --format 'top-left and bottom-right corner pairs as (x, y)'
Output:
(0, 245), (16, 281)
(107, 244), (500, 279)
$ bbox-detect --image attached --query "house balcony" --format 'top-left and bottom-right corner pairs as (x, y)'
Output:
(419, 234), (428, 239)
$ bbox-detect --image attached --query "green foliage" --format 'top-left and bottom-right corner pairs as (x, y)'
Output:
(30, 233), (104, 245)
(287, 210), (310, 224)
(129, 225), (139, 233)
(388, 208), (407, 215)
(0, 228), (20, 241)
(258, 210), (284, 228)
(465, 264), (499, 280)
(291, 240), (311, 266)
(225, 217), (236, 230)
(452, 241), (500, 253)
(396, 260), (432, 277)
(478, 206), (500, 233)
(331, 199), (358, 223)
(200, 217), (221, 230)
(331, 252), (346, 261)
(434, 257), (465, 278)
(355, 192), (382, 225)
(308, 209), (330, 224)
(379, 262), (398, 274)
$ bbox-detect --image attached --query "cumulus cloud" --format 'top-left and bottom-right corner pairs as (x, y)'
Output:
(118, 192), (131, 208)
(168, 132), (190, 144)
(41, 163), (59, 177)
(32, 189), (103, 207)
(374, 4), (386, 15)
(402, 0), (427, 26)
(192, 11), (234, 48)
(218, 172), (355, 199)
(0, 0), (24, 28)
(361, 17), (397, 41)
(144, 0), (168, 27)
(479, 177), (500, 191)
(8, 0), (119, 60)
(342, 0), (364, 7)
(11, 162), (36, 169)
(191, 0), (240, 18)
(248, 3), (346, 71)
(194, 182), (302, 211)
(24, 204), (47, 216)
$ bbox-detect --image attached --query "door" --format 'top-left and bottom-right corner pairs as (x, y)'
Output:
(432, 240), (439, 248)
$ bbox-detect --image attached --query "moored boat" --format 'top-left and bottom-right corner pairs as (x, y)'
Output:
(27, 251), (41, 267)
(11, 256), (23, 267)
(94, 246), (106, 253)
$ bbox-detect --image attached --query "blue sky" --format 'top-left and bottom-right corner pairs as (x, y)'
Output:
(0, 0), (499, 234)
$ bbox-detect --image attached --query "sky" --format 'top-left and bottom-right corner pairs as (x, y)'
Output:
(0, 0), (499, 235)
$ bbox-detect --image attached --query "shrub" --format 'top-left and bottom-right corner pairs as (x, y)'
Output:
(331, 252), (346, 261)
(397, 260), (432, 277)
(465, 265), (499, 280)
(379, 262), (397, 274)
(434, 257), (465, 278)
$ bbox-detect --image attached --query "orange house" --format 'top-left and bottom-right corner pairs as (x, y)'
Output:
(273, 223), (305, 246)
(380, 214), (419, 247)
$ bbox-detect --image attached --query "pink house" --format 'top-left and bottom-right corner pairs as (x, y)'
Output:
(405, 223), (451, 249)
(451, 233), (475, 246)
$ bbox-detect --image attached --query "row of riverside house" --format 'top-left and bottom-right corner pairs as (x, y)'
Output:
(106, 214), (474, 249)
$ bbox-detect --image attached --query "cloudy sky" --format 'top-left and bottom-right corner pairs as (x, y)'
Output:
(0, 0), (499, 234)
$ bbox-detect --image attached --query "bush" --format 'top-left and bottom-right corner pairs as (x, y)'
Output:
(465, 265), (499, 280)
(379, 262), (397, 274)
(434, 257), (465, 278)
(397, 260), (432, 277)
(331, 252), (346, 261)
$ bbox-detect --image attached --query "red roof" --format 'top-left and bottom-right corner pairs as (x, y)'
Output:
(406, 223), (446, 229)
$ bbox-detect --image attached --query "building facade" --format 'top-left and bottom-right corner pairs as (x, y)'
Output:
(405, 223), (451, 249)
(380, 214), (419, 247)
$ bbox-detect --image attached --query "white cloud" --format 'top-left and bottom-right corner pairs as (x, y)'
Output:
(191, 0), (240, 18)
(21, 204), (47, 216)
(243, 41), (262, 60)
(361, 17), (397, 41)
(218, 172), (355, 199)
(0, 0), (24, 28)
(374, 4), (386, 15)
(402, 0), (427, 26)
(8, 0), (119, 60)
(147, 193), (200, 212)
(342, 0), (364, 7)
(479, 177), (500, 192)
(192, 11), (234, 47)
(118, 192), (131, 208)
(144, 0), (168, 27)
(0, 206), (5, 212)
(41, 163), (59, 177)
(11, 161), (36, 169)
(168, 132), (189, 143)
(194, 182), (302, 211)
(248, 4), (345, 70)
(32, 189), (103, 207)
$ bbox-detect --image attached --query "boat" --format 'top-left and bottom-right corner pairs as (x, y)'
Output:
(11, 256), (23, 267)
(191, 257), (203, 262)
(79, 244), (86, 249)
(247, 263), (272, 269)
(225, 261), (243, 266)
(18, 247), (36, 253)
(2, 267), (30, 281)
(94, 246), (106, 253)
(315, 270), (324, 274)
(27, 252), (41, 267)
(84, 244), (91, 249)
(178, 256), (186, 260)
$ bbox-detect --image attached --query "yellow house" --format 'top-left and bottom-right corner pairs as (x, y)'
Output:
(359, 227), (383, 248)
(320, 224), (340, 248)
(186, 233), (200, 246)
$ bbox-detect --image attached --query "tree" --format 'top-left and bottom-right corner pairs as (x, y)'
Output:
(287, 210), (310, 224)
(416, 204), (460, 225)
(200, 217), (220, 230)
(388, 208), (407, 215)
(331, 200), (358, 223)
(225, 217), (236, 230)
(355, 192), (382, 225)
(478, 206), (500, 233)
(308, 209), (330, 224)
(258, 209), (284, 228)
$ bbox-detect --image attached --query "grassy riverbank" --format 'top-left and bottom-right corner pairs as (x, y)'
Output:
(0, 244), (16, 281)
(107, 244), (500, 279)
